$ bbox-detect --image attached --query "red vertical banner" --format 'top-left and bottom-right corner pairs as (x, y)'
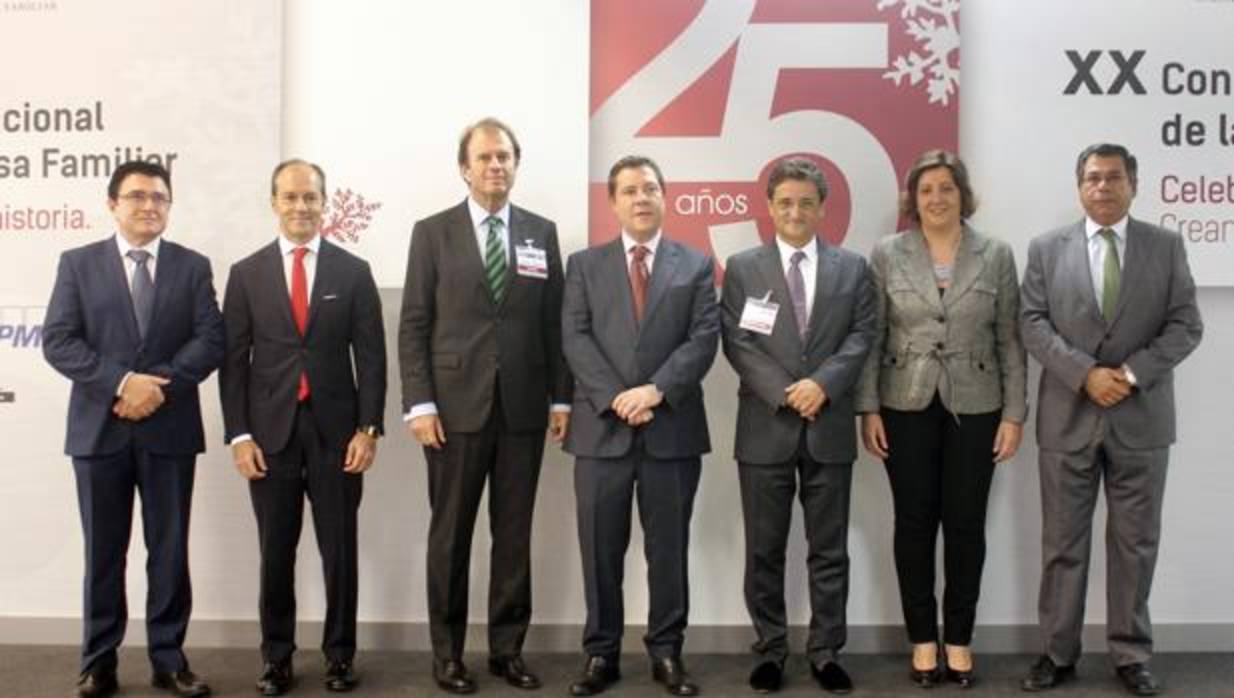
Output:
(589, 0), (960, 272)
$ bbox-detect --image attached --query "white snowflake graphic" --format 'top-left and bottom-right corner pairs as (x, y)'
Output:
(878, 0), (960, 107)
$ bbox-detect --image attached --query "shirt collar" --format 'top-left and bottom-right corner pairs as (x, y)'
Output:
(1085, 215), (1129, 242)
(621, 229), (662, 257)
(115, 233), (161, 259)
(775, 234), (818, 264)
(468, 197), (511, 230)
(278, 233), (321, 256)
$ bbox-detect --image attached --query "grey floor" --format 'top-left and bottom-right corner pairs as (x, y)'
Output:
(2, 647), (1231, 697)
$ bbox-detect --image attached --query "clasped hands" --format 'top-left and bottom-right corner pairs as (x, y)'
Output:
(784, 378), (827, 421)
(112, 373), (169, 421)
(611, 384), (662, 426)
(1085, 366), (1133, 408)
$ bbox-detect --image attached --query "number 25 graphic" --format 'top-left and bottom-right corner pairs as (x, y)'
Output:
(591, 0), (900, 262)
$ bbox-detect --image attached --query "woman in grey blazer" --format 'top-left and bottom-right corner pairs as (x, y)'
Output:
(856, 150), (1027, 689)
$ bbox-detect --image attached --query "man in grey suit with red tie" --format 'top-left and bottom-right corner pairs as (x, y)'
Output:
(720, 158), (875, 694)
(399, 118), (572, 693)
(1019, 144), (1203, 696)
(220, 160), (386, 695)
(562, 156), (719, 697)
(43, 160), (222, 698)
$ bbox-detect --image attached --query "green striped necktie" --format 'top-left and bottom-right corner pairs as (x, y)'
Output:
(484, 215), (507, 302)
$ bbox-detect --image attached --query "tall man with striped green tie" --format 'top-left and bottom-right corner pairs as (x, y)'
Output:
(399, 117), (573, 694)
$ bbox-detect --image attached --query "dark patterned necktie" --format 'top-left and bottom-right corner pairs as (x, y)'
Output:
(484, 215), (507, 302)
(787, 250), (808, 341)
(127, 249), (154, 339)
(629, 245), (650, 323)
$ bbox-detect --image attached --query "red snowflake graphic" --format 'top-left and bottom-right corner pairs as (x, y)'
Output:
(320, 188), (382, 243)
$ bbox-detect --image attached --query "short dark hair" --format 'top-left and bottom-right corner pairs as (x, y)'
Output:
(607, 155), (666, 198)
(1075, 142), (1138, 188)
(270, 159), (327, 197)
(900, 149), (977, 223)
(457, 117), (522, 167)
(766, 157), (828, 202)
(108, 160), (172, 201)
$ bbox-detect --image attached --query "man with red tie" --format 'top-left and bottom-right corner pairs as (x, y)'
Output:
(220, 160), (386, 695)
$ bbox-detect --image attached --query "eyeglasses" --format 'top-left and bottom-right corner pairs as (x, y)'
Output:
(1081, 172), (1127, 187)
(117, 191), (172, 206)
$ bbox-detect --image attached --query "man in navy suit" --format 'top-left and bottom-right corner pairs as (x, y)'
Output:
(43, 160), (224, 698)
(562, 156), (719, 697)
(220, 160), (386, 695)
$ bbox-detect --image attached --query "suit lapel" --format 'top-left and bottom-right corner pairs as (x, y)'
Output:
(1064, 222), (1104, 325)
(261, 242), (298, 337)
(806, 240), (839, 347)
(103, 239), (141, 341)
(753, 243), (798, 342)
(1108, 218), (1146, 327)
(603, 239), (639, 338)
(305, 239), (333, 337)
(148, 241), (177, 339)
(942, 228), (987, 307)
(642, 237), (681, 329)
(501, 206), (531, 310)
(450, 200), (495, 308)
(894, 230), (945, 313)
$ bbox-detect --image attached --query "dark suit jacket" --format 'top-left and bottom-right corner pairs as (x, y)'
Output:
(1020, 217), (1203, 451)
(43, 236), (224, 457)
(721, 240), (876, 465)
(562, 236), (719, 460)
(398, 200), (571, 433)
(220, 238), (387, 452)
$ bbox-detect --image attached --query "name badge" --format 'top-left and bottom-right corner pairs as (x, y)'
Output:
(739, 292), (778, 336)
(515, 242), (548, 279)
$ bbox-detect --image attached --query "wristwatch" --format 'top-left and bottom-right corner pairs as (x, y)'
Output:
(357, 425), (380, 438)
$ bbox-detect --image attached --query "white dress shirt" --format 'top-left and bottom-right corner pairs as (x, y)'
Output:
(622, 229), (662, 275)
(775, 235), (818, 323)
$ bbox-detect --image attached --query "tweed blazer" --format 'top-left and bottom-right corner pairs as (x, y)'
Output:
(856, 226), (1027, 421)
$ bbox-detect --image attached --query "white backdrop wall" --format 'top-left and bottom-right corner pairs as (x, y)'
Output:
(1, 0), (1230, 650)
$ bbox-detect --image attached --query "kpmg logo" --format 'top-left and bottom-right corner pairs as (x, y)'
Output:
(0, 305), (44, 349)
(1063, 50), (1147, 95)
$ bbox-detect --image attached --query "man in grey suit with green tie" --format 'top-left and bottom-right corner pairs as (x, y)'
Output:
(1019, 144), (1203, 696)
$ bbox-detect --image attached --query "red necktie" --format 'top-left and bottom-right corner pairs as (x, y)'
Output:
(629, 245), (650, 323)
(291, 247), (310, 401)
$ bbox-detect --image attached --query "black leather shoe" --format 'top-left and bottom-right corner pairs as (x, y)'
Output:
(909, 664), (942, 688)
(433, 658), (476, 695)
(488, 655), (541, 690)
(945, 666), (976, 689)
(569, 656), (620, 696)
(152, 668), (212, 697)
(325, 660), (358, 692)
(256, 660), (293, 697)
(1020, 656), (1075, 692)
(748, 660), (783, 693)
(77, 669), (118, 698)
(651, 657), (699, 696)
(1115, 663), (1161, 696)
(811, 661), (853, 694)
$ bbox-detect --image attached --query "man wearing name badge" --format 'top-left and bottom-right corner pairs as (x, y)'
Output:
(720, 158), (875, 694)
(562, 155), (719, 697)
(1019, 144), (1202, 697)
(399, 117), (572, 693)
(220, 159), (387, 695)
(43, 160), (223, 698)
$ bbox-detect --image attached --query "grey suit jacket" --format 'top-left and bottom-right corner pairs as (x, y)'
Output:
(561, 236), (719, 460)
(856, 227), (1027, 422)
(721, 240), (876, 465)
(1020, 217), (1202, 451)
(398, 200), (572, 433)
